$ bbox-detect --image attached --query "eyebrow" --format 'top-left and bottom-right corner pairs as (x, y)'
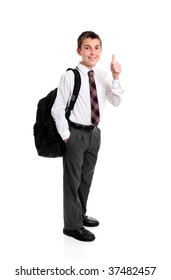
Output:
(83, 44), (101, 47)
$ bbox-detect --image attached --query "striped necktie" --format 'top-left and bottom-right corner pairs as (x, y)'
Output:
(88, 70), (100, 126)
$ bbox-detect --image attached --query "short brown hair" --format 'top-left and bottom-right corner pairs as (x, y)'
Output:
(77, 31), (102, 49)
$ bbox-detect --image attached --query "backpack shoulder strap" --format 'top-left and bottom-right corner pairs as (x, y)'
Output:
(65, 68), (81, 119)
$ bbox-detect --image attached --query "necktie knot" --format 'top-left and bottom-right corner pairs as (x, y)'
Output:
(88, 70), (94, 77)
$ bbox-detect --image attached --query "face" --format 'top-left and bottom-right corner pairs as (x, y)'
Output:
(77, 38), (102, 69)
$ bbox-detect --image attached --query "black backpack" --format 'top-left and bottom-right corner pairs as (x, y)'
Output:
(33, 68), (81, 158)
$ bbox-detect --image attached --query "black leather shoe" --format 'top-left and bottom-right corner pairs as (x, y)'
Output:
(83, 215), (99, 227)
(63, 227), (95, 242)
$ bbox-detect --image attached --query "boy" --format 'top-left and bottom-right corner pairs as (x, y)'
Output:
(51, 31), (123, 242)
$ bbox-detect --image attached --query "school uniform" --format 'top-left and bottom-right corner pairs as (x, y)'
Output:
(51, 62), (123, 233)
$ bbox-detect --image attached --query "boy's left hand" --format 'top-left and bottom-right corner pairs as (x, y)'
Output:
(110, 54), (122, 80)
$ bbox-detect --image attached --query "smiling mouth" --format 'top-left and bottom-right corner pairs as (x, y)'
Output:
(88, 57), (97, 60)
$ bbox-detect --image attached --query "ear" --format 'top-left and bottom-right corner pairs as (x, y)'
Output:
(77, 48), (81, 56)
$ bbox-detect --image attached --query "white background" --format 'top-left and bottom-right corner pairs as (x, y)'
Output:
(1, 0), (171, 279)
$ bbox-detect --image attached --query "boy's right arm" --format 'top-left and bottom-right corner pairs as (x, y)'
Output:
(51, 72), (73, 141)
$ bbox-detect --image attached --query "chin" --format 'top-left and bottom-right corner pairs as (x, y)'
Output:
(89, 61), (97, 67)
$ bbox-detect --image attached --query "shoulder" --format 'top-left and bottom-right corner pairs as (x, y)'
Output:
(58, 69), (75, 87)
(61, 68), (75, 79)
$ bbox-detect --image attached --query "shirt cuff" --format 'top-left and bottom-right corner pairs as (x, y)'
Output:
(61, 130), (70, 141)
(112, 79), (121, 88)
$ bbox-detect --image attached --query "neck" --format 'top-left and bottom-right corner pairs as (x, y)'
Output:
(80, 61), (95, 70)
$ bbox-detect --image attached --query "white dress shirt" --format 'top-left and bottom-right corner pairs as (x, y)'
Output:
(51, 63), (123, 140)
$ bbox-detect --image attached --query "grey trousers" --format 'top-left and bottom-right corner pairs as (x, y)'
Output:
(63, 126), (101, 230)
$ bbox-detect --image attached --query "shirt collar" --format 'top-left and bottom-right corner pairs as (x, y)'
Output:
(76, 62), (96, 76)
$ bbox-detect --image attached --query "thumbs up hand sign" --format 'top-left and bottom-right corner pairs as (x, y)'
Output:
(110, 54), (122, 80)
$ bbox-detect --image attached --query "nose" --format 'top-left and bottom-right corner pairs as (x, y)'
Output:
(90, 48), (95, 54)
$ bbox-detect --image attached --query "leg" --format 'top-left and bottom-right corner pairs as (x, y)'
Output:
(78, 127), (101, 216)
(63, 127), (86, 230)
